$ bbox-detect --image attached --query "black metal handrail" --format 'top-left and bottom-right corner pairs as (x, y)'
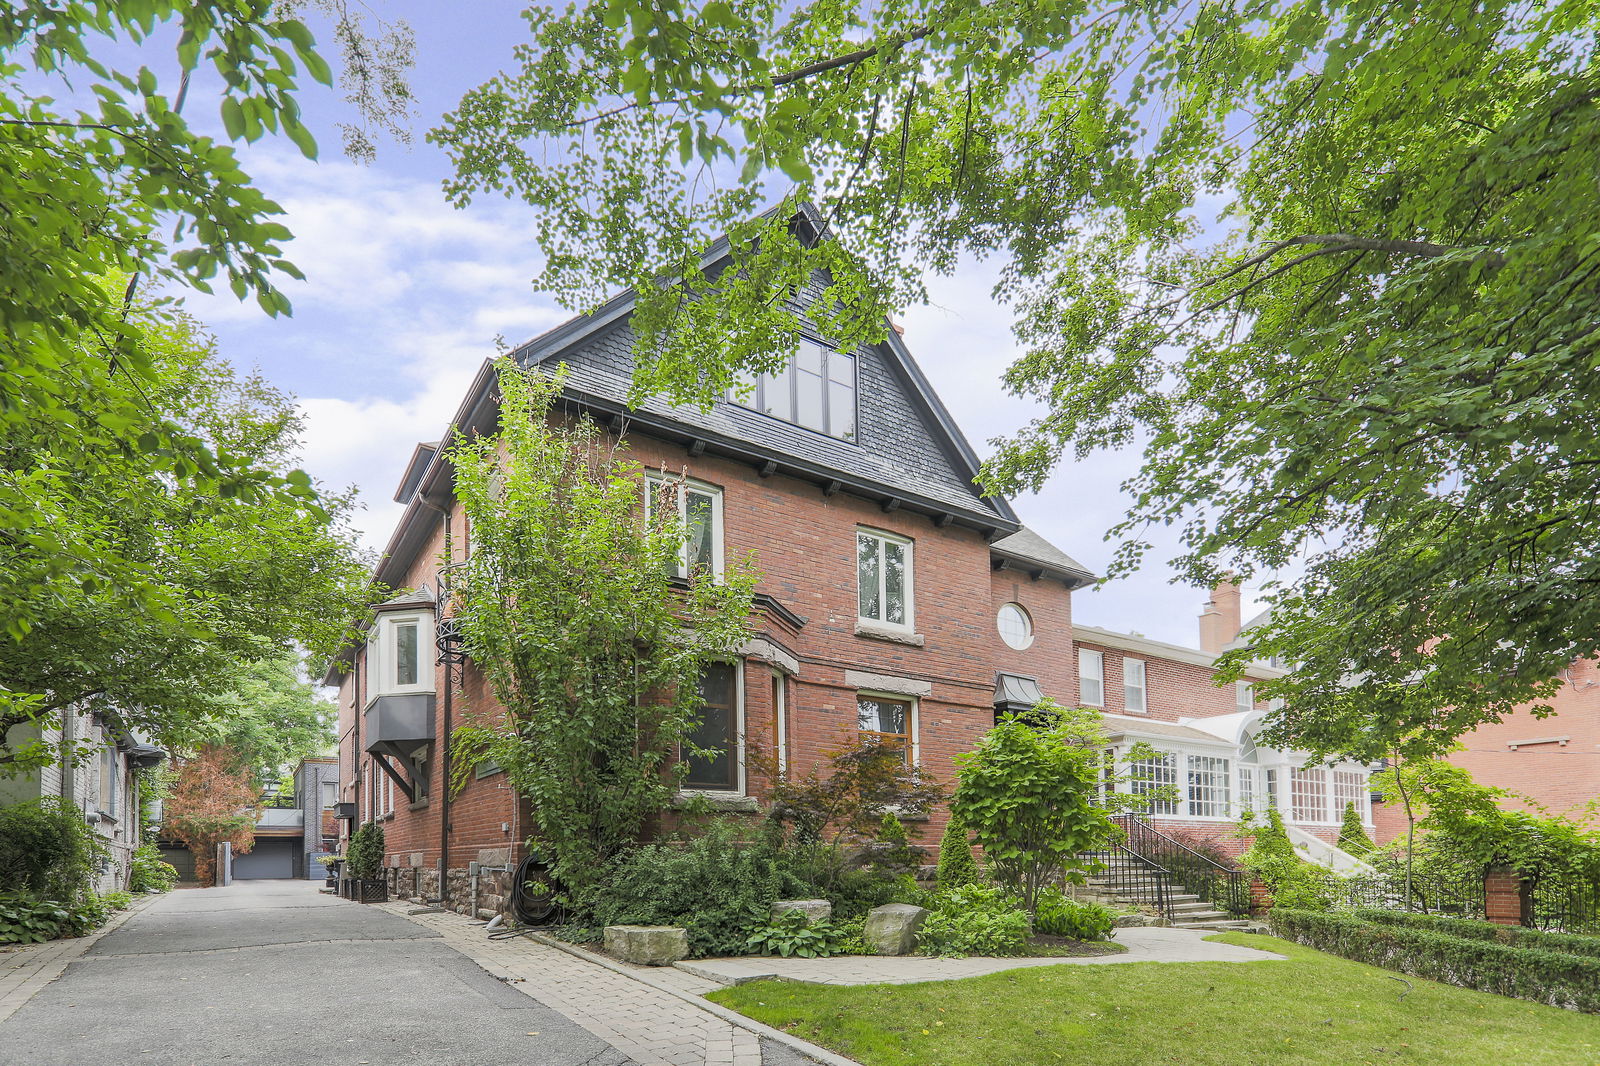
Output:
(1112, 814), (1251, 916)
(1092, 843), (1175, 919)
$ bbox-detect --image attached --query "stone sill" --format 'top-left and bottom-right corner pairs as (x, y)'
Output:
(671, 792), (760, 813)
(854, 621), (925, 647)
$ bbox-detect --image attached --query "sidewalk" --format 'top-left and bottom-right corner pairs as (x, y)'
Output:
(374, 902), (849, 1066)
(679, 925), (1285, 986)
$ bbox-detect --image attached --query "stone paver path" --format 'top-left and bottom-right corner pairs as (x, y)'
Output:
(678, 925), (1284, 986)
(374, 902), (841, 1066)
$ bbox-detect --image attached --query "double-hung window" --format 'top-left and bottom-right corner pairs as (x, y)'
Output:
(646, 476), (724, 580)
(1123, 658), (1147, 713)
(858, 695), (913, 764)
(857, 529), (913, 629)
(733, 339), (857, 440)
(684, 662), (740, 791)
(1235, 681), (1255, 713)
(1079, 648), (1104, 706)
(1333, 770), (1365, 820)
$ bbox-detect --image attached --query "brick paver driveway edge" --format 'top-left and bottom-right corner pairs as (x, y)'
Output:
(0, 893), (156, 1024)
(523, 928), (865, 1066)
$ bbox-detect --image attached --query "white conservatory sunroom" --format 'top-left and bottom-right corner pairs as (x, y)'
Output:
(1099, 710), (1377, 837)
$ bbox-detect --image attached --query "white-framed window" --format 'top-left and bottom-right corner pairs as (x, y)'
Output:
(320, 780), (337, 810)
(731, 338), (857, 440)
(1235, 681), (1255, 713)
(1264, 767), (1279, 810)
(1079, 648), (1104, 706)
(1128, 751), (1179, 815)
(1291, 768), (1329, 823)
(772, 670), (788, 775)
(369, 611), (434, 698)
(1123, 658), (1147, 713)
(1238, 766), (1256, 814)
(857, 528), (913, 629)
(857, 693), (915, 765)
(1333, 770), (1365, 820)
(683, 661), (743, 792)
(997, 602), (1034, 650)
(99, 743), (118, 818)
(1187, 755), (1231, 817)
(646, 475), (725, 580)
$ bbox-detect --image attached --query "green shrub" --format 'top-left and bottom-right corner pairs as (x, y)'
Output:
(0, 798), (108, 900)
(345, 821), (386, 880)
(584, 818), (815, 957)
(129, 842), (179, 893)
(830, 915), (871, 956)
(1240, 809), (1343, 909)
(917, 882), (1031, 957)
(1354, 908), (1600, 960)
(1338, 802), (1375, 856)
(935, 813), (980, 891)
(746, 910), (840, 958)
(102, 891), (134, 911)
(1270, 908), (1600, 1013)
(0, 894), (71, 944)
(1034, 887), (1116, 940)
(61, 894), (112, 936)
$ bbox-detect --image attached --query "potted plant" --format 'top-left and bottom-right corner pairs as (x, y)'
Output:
(343, 822), (388, 903)
(317, 854), (343, 889)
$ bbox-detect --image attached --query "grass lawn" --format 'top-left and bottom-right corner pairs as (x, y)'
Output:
(707, 933), (1600, 1065)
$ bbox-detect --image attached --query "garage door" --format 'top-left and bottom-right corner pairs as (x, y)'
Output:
(232, 837), (299, 879)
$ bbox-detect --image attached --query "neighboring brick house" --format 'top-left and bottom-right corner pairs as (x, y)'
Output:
(1076, 580), (1376, 865)
(324, 226), (1097, 914)
(0, 710), (165, 893)
(295, 755), (342, 878)
(1370, 659), (1600, 842)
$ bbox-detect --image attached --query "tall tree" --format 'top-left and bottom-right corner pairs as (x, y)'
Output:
(175, 652), (338, 787)
(448, 362), (757, 898)
(435, 0), (1600, 759)
(0, 300), (371, 773)
(1, 1), (411, 643)
(164, 746), (261, 888)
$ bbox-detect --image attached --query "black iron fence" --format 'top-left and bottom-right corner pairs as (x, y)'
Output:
(1112, 815), (1251, 916)
(1343, 872), (1486, 919)
(1532, 878), (1600, 934)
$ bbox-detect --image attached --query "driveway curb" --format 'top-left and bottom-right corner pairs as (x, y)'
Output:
(0, 892), (156, 1024)
(523, 930), (864, 1066)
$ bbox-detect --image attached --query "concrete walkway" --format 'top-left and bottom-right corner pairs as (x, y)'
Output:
(679, 925), (1285, 986)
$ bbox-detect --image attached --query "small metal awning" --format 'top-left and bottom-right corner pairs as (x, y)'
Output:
(126, 743), (166, 769)
(993, 673), (1046, 716)
(364, 694), (436, 803)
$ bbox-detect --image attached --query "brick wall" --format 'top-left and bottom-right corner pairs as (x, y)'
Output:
(336, 418), (1081, 907)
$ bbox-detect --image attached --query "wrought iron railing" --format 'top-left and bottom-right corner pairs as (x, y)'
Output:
(1344, 872), (1485, 919)
(1531, 878), (1600, 934)
(1092, 843), (1175, 920)
(1112, 815), (1251, 916)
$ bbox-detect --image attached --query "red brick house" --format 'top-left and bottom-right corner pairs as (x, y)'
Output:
(324, 242), (1098, 912)
(1076, 581), (1377, 868)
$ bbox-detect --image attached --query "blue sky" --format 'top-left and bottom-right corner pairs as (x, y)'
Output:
(154, 2), (1259, 648)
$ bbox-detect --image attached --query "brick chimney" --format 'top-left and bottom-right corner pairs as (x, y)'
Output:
(1198, 579), (1242, 655)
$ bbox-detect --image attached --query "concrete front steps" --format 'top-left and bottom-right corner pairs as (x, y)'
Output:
(1084, 879), (1244, 928)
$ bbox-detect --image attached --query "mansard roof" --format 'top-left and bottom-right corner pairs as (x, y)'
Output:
(508, 283), (1017, 535)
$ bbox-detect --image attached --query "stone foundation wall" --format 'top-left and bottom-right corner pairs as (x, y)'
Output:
(382, 857), (517, 920)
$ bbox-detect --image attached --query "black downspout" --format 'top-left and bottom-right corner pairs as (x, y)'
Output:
(438, 501), (454, 907)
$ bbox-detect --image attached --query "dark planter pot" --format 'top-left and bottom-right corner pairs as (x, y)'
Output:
(354, 878), (388, 904)
(337, 878), (355, 900)
(324, 876), (338, 889)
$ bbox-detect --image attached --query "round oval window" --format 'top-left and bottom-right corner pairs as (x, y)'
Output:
(997, 602), (1034, 650)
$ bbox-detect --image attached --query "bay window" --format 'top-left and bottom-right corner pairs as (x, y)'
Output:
(1187, 755), (1231, 817)
(1128, 751), (1179, 815)
(1291, 768), (1329, 822)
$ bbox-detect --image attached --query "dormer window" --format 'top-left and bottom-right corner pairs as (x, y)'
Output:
(731, 338), (856, 441)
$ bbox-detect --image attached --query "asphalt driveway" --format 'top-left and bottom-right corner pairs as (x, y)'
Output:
(0, 879), (635, 1066)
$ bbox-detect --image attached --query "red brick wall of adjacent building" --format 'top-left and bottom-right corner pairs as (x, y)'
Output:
(1372, 658), (1600, 843)
(337, 422), (1079, 911)
(1070, 636), (1269, 725)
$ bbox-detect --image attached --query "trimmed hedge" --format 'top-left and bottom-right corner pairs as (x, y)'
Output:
(1354, 908), (1600, 961)
(1270, 908), (1600, 1012)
